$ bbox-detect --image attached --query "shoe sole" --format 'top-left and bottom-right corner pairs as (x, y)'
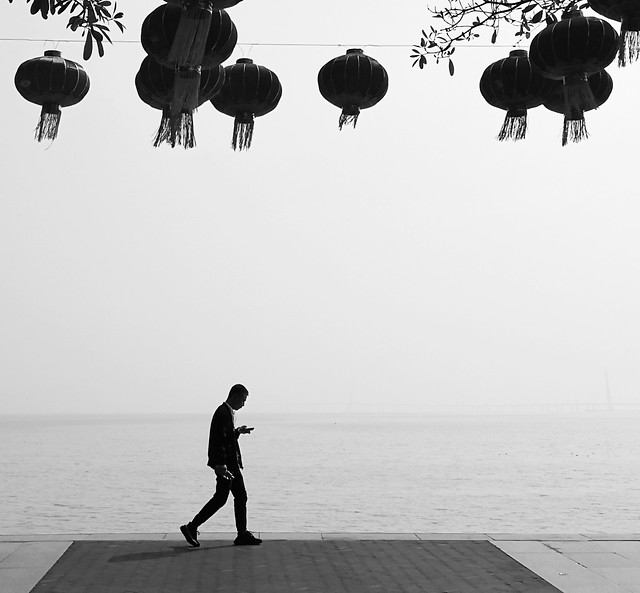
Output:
(180, 525), (200, 547)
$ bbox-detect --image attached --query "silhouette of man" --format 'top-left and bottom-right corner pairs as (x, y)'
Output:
(180, 384), (262, 547)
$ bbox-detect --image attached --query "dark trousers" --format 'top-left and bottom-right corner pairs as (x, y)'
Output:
(191, 467), (247, 534)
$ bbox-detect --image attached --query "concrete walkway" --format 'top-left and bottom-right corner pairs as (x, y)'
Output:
(1, 533), (639, 593)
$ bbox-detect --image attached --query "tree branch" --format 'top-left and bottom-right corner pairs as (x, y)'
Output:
(412, 0), (589, 73)
(7, 0), (125, 58)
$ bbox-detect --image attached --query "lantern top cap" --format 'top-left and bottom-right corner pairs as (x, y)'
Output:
(44, 50), (62, 57)
(237, 58), (253, 64)
(509, 49), (528, 58)
(561, 8), (584, 18)
(346, 48), (364, 55)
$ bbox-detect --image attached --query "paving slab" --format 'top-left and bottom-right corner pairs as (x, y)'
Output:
(0, 542), (71, 593)
(0, 534), (87, 542)
(595, 568), (640, 592)
(259, 532), (323, 540)
(544, 541), (613, 554)
(0, 543), (21, 562)
(416, 532), (489, 540)
(321, 532), (420, 540)
(28, 539), (562, 593)
(584, 535), (640, 541)
(493, 541), (640, 593)
(490, 534), (589, 541)
(84, 533), (168, 541)
(601, 542), (640, 563)
(164, 531), (237, 541)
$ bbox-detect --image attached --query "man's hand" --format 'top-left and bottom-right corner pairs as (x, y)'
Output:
(214, 465), (234, 480)
(237, 425), (254, 435)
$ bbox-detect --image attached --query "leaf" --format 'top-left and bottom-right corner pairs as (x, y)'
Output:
(531, 10), (543, 23)
(83, 33), (93, 60)
(420, 55), (427, 69)
(491, 29), (497, 43)
(448, 58), (455, 76)
(94, 32), (105, 57)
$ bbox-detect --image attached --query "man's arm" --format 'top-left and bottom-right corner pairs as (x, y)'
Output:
(207, 407), (229, 468)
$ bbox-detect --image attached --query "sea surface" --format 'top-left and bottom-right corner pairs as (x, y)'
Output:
(2, 413), (639, 534)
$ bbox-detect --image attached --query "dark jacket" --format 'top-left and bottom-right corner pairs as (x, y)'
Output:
(207, 402), (243, 470)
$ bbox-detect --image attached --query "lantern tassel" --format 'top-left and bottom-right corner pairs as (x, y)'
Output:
(562, 113), (589, 146)
(497, 108), (527, 141)
(167, 1), (213, 68)
(153, 108), (196, 149)
(171, 67), (201, 116)
(35, 104), (61, 142)
(153, 107), (173, 147)
(619, 28), (640, 67)
(560, 74), (594, 146)
(339, 106), (360, 130)
(232, 113), (254, 151)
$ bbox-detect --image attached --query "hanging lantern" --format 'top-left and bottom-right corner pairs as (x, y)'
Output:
(136, 56), (224, 148)
(317, 48), (389, 130)
(210, 58), (282, 151)
(529, 9), (618, 144)
(14, 50), (90, 142)
(479, 49), (550, 141)
(141, 4), (237, 69)
(543, 69), (613, 145)
(589, 0), (640, 66)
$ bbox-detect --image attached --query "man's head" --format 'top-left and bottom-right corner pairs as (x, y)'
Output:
(227, 384), (249, 410)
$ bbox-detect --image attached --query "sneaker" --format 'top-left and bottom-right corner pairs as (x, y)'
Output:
(234, 530), (262, 546)
(180, 523), (200, 547)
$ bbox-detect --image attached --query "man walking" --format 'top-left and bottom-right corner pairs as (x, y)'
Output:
(180, 384), (262, 547)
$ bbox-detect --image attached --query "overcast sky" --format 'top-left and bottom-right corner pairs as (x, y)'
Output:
(1, 0), (639, 415)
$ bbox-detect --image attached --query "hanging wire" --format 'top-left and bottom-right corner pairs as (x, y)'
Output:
(0, 37), (521, 49)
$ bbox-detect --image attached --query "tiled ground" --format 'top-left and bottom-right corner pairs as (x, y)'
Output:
(2, 534), (640, 593)
(27, 539), (558, 593)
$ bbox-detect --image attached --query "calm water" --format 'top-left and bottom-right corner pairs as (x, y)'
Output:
(1, 413), (639, 534)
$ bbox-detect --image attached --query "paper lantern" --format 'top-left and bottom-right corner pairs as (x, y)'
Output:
(136, 56), (224, 148)
(543, 69), (613, 145)
(141, 4), (237, 69)
(479, 49), (550, 141)
(529, 9), (618, 143)
(14, 50), (90, 142)
(317, 48), (389, 129)
(210, 58), (282, 151)
(590, 0), (640, 66)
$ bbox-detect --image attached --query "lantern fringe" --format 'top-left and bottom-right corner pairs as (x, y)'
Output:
(154, 108), (196, 149)
(619, 29), (640, 67)
(171, 67), (201, 116)
(339, 112), (359, 130)
(232, 117), (254, 151)
(168, 1), (213, 68)
(35, 105), (61, 142)
(560, 74), (595, 146)
(497, 110), (527, 141)
(562, 116), (588, 146)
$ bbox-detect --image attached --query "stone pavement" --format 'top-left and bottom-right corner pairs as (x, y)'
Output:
(1, 533), (640, 593)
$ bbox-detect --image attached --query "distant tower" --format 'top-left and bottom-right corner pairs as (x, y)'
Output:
(605, 369), (614, 412)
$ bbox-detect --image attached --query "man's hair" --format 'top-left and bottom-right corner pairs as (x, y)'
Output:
(228, 384), (248, 399)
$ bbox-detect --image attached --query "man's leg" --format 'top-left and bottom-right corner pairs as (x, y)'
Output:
(230, 471), (261, 545)
(191, 474), (232, 529)
(230, 469), (248, 534)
